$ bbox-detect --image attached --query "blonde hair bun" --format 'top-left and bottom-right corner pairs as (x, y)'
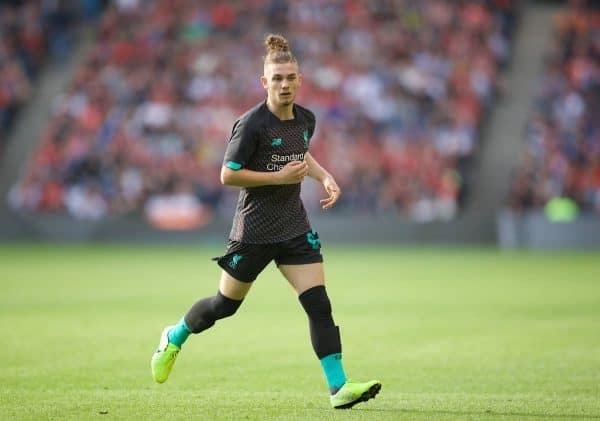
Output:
(263, 33), (296, 64)
(265, 34), (289, 53)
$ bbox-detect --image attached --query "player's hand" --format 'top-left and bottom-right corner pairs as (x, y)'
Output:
(277, 160), (308, 184)
(320, 176), (341, 209)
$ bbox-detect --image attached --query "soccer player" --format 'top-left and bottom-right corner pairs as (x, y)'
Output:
(151, 34), (381, 409)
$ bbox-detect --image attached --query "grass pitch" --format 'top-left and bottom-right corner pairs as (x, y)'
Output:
(0, 244), (599, 420)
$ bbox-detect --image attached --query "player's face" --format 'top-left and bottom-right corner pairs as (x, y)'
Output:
(261, 62), (302, 107)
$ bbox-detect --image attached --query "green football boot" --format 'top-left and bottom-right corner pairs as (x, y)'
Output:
(330, 379), (382, 409)
(151, 326), (180, 383)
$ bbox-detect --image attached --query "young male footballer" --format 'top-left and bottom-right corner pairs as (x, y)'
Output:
(151, 34), (381, 409)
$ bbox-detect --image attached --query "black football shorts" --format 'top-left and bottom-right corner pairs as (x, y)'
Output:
(213, 230), (323, 282)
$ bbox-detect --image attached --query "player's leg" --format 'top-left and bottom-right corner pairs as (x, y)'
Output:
(279, 263), (345, 390)
(178, 270), (251, 342)
(279, 262), (381, 408)
(151, 271), (250, 383)
(152, 241), (273, 383)
(277, 232), (345, 394)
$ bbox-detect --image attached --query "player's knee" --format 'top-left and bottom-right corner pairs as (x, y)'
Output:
(298, 285), (332, 320)
(184, 292), (243, 333)
(212, 291), (243, 320)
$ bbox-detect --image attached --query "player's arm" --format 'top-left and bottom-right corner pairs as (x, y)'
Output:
(305, 152), (341, 209)
(221, 162), (308, 187)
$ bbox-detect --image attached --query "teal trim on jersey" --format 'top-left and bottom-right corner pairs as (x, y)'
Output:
(320, 353), (347, 392)
(225, 161), (242, 170)
(167, 318), (191, 348)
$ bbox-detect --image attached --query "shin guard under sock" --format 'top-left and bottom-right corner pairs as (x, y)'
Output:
(299, 285), (347, 393)
(183, 291), (243, 334)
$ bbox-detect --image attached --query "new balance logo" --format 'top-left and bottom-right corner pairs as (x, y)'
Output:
(271, 138), (282, 147)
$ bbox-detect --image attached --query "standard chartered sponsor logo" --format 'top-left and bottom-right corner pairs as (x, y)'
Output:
(267, 153), (305, 171)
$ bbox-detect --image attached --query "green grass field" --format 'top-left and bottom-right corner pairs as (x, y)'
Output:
(1, 244), (599, 420)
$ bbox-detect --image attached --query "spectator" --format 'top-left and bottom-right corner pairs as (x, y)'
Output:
(509, 0), (599, 216)
(0, 0), (98, 151)
(11, 0), (517, 223)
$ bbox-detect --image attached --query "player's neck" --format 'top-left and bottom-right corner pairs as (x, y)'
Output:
(266, 98), (294, 121)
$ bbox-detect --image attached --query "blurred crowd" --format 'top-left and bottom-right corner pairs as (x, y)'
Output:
(8, 0), (517, 223)
(0, 0), (103, 150)
(1, 1), (45, 148)
(508, 0), (600, 215)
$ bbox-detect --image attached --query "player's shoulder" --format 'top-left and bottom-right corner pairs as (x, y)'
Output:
(236, 101), (269, 128)
(294, 103), (315, 123)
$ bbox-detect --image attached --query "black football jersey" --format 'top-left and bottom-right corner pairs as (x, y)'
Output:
(223, 101), (316, 243)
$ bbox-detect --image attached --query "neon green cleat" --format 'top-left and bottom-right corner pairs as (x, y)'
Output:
(151, 326), (180, 383)
(330, 379), (382, 409)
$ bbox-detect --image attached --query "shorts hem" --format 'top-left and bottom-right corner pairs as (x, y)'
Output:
(216, 259), (257, 283)
(275, 254), (323, 266)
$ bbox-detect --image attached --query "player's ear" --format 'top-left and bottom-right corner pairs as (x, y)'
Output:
(260, 75), (268, 90)
(298, 73), (302, 86)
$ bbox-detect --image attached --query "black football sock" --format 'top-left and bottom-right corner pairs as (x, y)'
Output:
(299, 285), (347, 394)
(183, 291), (243, 334)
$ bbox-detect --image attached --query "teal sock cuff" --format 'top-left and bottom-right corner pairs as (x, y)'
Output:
(320, 353), (347, 392)
(167, 318), (191, 348)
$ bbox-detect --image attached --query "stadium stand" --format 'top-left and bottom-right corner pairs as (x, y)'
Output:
(0, 0), (102, 152)
(7, 0), (517, 223)
(0, 1), (44, 149)
(508, 0), (599, 216)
